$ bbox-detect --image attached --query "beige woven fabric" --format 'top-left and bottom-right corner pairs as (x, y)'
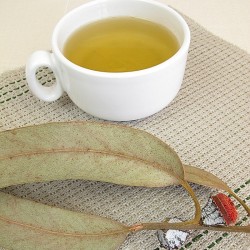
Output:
(0, 15), (249, 250)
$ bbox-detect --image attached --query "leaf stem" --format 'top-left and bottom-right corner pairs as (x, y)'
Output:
(228, 191), (250, 216)
(129, 221), (250, 233)
(179, 179), (201, 223)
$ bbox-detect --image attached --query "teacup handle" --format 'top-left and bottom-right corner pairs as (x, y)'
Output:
(25, 50), (64, 101)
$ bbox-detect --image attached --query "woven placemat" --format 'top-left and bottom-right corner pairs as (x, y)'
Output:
(0, 14), (249, 250)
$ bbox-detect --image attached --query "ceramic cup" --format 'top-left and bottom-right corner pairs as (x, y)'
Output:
(26, 0), (190, 121)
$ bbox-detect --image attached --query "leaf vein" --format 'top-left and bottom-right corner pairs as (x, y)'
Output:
(0, 215), (129, 238)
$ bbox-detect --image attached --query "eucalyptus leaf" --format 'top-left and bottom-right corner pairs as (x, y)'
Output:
(184, 165), (232, 190)
(0, 122), (184, 188)
(0, 192), (129, 250)
(0, 122), (249, 250)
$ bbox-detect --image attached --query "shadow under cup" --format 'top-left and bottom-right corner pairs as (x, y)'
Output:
(29, 0), (190, 121)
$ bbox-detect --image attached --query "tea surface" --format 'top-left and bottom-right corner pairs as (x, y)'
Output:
(63, 17), (179, 72)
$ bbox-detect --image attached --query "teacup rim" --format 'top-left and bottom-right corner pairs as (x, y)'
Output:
(52, 0), (190, 78)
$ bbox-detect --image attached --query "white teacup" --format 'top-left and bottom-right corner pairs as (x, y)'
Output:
(26, 0), (190, 121)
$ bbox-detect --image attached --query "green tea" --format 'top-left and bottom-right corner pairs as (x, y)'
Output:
(63, 17), (179, 72)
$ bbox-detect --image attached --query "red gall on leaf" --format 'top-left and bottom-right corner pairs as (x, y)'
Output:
(202, 193), (238, 226)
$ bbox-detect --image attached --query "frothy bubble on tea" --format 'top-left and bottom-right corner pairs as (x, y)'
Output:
(63, 16), (179, 72)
